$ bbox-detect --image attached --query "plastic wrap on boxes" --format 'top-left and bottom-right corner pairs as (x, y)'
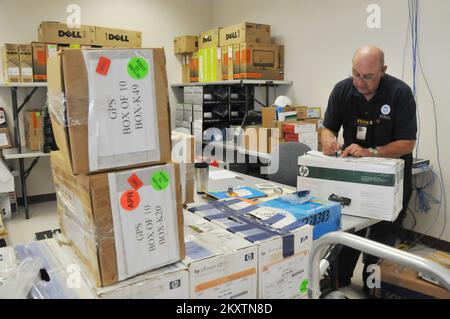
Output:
(47, 48), (171, 174)
(51, 151), (184, 287)
(12, 240), (94, 299)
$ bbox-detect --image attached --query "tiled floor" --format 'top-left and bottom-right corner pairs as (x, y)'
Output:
(3, 201), (59, 246)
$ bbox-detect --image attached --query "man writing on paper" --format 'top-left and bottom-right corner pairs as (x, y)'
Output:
(321, 45), (417, 294)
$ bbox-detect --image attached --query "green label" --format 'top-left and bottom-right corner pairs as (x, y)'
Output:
(127, 57), (149, 80)
(151, 171), (170, 191)
(300, 279), (309, 294)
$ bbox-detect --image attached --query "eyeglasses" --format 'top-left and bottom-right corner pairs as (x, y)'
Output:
(350, 70), (383, 82)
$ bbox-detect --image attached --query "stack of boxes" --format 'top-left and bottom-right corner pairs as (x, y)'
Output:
(47, 47), (185, 288)
(187, 199), (313, 299)
(174, 22), (284, 83)
(1, 21), (142, 84)
(173, 35), (198, 83)
(220, 22), (283, 81)
(247, 105), (324, 153)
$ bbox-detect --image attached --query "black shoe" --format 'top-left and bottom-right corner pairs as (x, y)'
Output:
(320, 277), (352, 290)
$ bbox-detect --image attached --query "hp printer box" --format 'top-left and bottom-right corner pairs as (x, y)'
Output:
(297, 153), (404, 221)
(188, 200), (313, 299)
(183, 212), (258, 299)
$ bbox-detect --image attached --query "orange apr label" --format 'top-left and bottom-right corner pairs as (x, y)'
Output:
(120, 190), (140, 211)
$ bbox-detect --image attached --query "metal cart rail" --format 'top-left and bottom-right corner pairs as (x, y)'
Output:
(309, 232), (450, 299)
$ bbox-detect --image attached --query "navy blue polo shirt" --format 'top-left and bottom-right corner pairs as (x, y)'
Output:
(323, 74), (417, 180)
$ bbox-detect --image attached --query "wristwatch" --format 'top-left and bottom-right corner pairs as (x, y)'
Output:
(368, 148), (379, 157)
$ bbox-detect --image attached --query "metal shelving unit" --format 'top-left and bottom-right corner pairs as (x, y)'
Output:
(0, 82), (48, 219)
(171, 80), (293, 108)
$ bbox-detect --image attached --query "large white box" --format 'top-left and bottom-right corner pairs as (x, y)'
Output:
(297, 152), (404, 221)
(94, 262), (189, 299)
(188, 200), (313, 299)
(183, 212), (258, 299)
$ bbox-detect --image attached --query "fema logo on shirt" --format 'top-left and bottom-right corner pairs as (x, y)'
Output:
(379, 104), (392, 120)
(381, 105), (391, 115)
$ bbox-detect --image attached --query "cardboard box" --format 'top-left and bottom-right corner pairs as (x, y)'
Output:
(183, 212), (258, 299)
(221, 45), (240, 80)
(181, 54), (191, 83)
(189, 52), (199, 82)
(262, 106), (320, 128)
(171, 131), (195, 205)
(47, 48), (171, 175)
(24, 111), (44, 151)
(38, 21), (95, 45)
(241, 126), (282, 154)
(174, 35), (198, 54)
(18, 44), (33, 82)
(220, 22), (271, 47)
(94, 26), (142, 48)
(297, 153), (405, 221)
(94, 262), (189, 299)
(46, 43), (59, 59)
(199, 28), (220, 49)
(0, 128), (12, 149)
(2, 44), (20, 83)
(238, 43), (284, 80)
(199, 47), (220, 82)
(371, 260), (450, 299)
(187, 200), (313, 299)
(31, 42), (47, 82)
(296, 106), (322, 119)
(51, 151), (185, 287)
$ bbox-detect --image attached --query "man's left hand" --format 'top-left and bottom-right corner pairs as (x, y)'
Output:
(341, 144), (372, 158)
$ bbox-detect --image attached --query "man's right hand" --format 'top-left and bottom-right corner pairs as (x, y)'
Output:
(321, 128), (341, 156)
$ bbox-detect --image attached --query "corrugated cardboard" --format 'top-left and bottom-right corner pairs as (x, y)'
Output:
(296, 106), (322, 119)
(47, 48), (171, 175)
(221, 44), (240, 80)
(171, 131), (195, 205)
(18, 44), (33, 82)
(239, 43), (284, 80)
(51, 151), (185, 287)
(24, 111), (44, 151)
(199, 47), (220, 82)
(219, 22), (271, 47)
(189, 52), (199, 82)
(94, 26), (142, 48)
(2, 44), (20, 83)
(181, 54), (191, 83)
(199, 28), (220, 49)
(183, 212), (258, 299)
(174, 35), (198, 55)
(32, 42), (47, 82)
(371, 260), (450, 299)
(38, 21), (95, 45)
(262, 106), (306, 128)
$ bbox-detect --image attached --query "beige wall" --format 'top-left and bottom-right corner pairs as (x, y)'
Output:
(0, 0), (213, 196)
(212, 0), (450, 241)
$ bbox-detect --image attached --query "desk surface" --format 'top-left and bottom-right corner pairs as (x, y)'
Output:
(191, 167), (380, 233)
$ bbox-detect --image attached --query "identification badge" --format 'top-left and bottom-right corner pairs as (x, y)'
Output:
(356, 126), (367, 141)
